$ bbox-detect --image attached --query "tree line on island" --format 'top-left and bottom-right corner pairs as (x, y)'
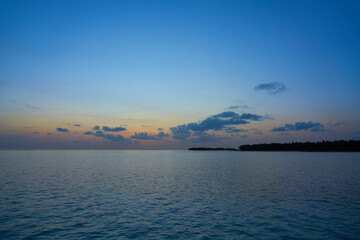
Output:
(188, 140), (360, 152)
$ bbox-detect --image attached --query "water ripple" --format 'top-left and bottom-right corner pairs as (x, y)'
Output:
(1, 150), (360, 239)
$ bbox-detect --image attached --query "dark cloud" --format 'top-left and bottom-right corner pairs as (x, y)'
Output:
(170, 124), (192, 140)
(158, 128), (163, 131)
(326, 122), (345, 127)
(92, 125), (100, 130)
(73, 124), (81, 127)
(94, 131), (105, 137)
(56, 128), (70, 132)
(131, 131), (170, 141)
(254, 82), (287, 95)
(101, 134), (131, 143)
(84, 130), (132, 143)
(102, 126), (127, 132)
(240, 135), (249, 138)
(271, 127), (287, 132)
(271, 121), (326, 132)
(46, 132), (51, 135)
(157, 131), (170, 138)
(131, 133), (158, 140)
(32, 132), (39, 134)
(186, 112), (262, 132)
(170, 111), (268, 140)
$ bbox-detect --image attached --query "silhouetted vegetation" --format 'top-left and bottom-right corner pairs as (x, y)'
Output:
(188, 147), (238, 151)
(239, 140), (360, 152)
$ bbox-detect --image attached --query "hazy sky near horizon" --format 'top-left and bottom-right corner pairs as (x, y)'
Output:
(1, 0), (360, 149)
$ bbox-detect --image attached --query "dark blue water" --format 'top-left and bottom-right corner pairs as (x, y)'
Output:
(0, 150), (359, 239)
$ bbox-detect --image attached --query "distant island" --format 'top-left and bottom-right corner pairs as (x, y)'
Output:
(189, 140), (360, 152)
(188, 147), (238, 151)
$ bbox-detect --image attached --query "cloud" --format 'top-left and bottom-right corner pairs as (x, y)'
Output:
(158, 128), (163, 131)
(271, 121), (326, 132)
(11, 100), (42, 110)
(253, 130), (263, 135)
(271, 127), (287, 132)
(240, 135), (249, 138)
(101, 134), (131, 143)
(24, 104), (41, 110)
(170, 111), (268, 140)
(170, 125), (192, 140)
(185, 112), (262, 132)
(73, 124), (81, 127)
(32, 132), (39, 134)
(56, 128), (70, 132)
(157, 131), (170, 138)
(249, 128), (263, 134)
(130, 131), (170, 141)
(189, 132), (221, 142)
(93, 131), (105, 137)
(254, 82), (287, 95)
(227, 105), (248, 110)
(46, 132), (51, 135)
(326, 122), (345, 127)
(84, 130), (132, 143)
(102, 126), (127, 132)
(225, 127), (247, 133)
(92, 125), (100, 130)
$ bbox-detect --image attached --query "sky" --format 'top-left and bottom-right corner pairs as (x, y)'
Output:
(0, 0), (360, 149)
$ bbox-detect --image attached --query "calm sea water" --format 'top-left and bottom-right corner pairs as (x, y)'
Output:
(0, 150), (359, 239)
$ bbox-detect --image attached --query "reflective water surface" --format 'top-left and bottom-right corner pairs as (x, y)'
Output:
(1, 150), (360, 239)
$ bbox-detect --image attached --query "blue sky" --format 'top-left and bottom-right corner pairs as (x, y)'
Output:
(1, 0), (359, 149)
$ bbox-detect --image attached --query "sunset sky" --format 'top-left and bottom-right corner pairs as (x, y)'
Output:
(1, 0), (360, 149)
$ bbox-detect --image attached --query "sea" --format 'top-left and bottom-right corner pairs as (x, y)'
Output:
(0, 150), (359, 239)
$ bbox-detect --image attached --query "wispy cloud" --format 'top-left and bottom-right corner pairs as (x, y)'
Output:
(254, 82), (287, 95)
(11, 100), (41, 110)
(189, 132), (222, 142)
(326, 122), (345, 127)
(271, 121), (326, 132)
(227, 105), (248, 110)
(225, 127), (248, 133)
